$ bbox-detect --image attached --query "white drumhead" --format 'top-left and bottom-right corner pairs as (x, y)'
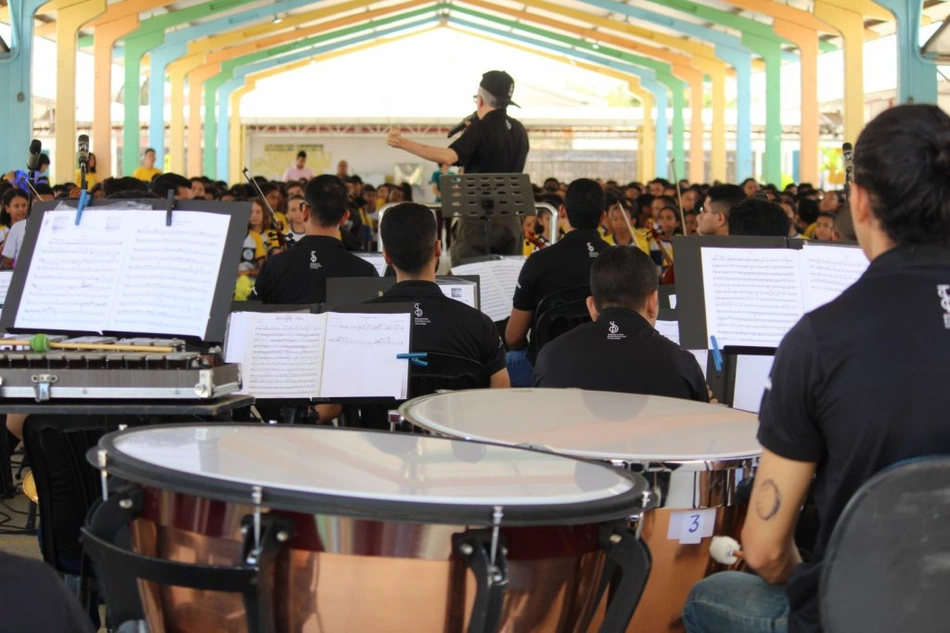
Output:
(402, 389), (761, 462)
(109, 425), (635, 506)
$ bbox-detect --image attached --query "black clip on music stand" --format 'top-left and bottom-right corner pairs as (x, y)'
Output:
(440, 173), (535, 260)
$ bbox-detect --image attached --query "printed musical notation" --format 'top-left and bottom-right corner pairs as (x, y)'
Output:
(451, 258), (525, 322)
(701, 248), (804, 348)
(700, 244), (869, 348)
(225, 311), (411, 400)
(15, 209), (230, 338)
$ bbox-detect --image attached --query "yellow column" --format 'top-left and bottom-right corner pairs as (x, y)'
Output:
(186, 63), (221, 177)
(167, 53), (205, 174)
(630, 82), (655, 183)
(814, 0), (867, 144)
(53, 0), (107, 183)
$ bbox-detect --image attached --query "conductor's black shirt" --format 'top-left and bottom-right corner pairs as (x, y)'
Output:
(757, 243), (950, 633)
(449, 108), (529, 173)
(250, 235), (378, 304)
(532, 307), (708, 401)
(512, 229), (610, 312)
(368, 280), (506, 374)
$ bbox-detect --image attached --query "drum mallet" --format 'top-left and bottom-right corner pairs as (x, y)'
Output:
(709, 536), (742, 565)
(3, 333), (176, 354)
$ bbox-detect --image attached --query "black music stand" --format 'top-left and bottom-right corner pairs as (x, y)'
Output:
(440, 173), (535, 260)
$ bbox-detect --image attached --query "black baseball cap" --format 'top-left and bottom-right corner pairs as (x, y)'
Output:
(480, 70), (519, 108)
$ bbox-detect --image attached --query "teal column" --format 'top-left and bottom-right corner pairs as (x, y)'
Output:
(122, 31), (164, 176)
(876, 0), (938, 104)
(746, 34), (783, 185)
(203, 73), (231, 177)
(0, 0), (45, 173)
(217, 77), (242, 180)
(148, 42), (188, 165)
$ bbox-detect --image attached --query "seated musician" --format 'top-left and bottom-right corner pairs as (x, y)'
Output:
(250, 175), (377, 304)
(697, 184), (746, 236)
(683, 104), (950, 633)
(532, 245), (707, 401)
(369, 202), (510, 388)
(505, 178), (610, 385)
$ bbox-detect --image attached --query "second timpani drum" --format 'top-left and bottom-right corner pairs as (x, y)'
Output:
(399, 388), (762, 633)
(85, 424), (654, 633)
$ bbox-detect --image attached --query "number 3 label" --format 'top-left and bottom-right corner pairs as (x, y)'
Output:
(667, 509), (717, 544)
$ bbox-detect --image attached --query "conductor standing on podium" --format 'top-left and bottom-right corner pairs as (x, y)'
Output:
(387, 70), (529, 265)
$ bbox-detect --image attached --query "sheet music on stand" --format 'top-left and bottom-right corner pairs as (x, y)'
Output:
(676, 237), (869, 349)
(224, 310), (412, 400)
(0, 199), (250, 343)
(451, 257), (525, 322)
(0, 271), (12, 311)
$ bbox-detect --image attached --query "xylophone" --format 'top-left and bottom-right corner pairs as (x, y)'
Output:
(0, 336), (240, 401)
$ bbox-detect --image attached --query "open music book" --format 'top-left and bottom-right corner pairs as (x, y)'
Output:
(451, 257), (525, 322)
(225, 311), (411, 400)
(9, 207), (238, 339)
(702, 242), (868, 348)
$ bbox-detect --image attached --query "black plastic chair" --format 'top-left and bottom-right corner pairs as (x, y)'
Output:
(819, 456), (950, 633)
(529, 285), (592, 362)
(344, 352), (491, 431)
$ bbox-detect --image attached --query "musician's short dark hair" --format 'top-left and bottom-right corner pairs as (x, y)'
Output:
(798, 197), (820, 224)
(151, 173), (191, 196)
(296, 150), (307, 159)
(834, 208), (857, 242)
(564, 178), (605, 230)
(590, 246), (657, 313)
(728, 198), (791, 237)
(381, 202), (437, 275)
(304, 175), (348, 227)
(705, 184), (745, 216)
(853, 103), (950, 246)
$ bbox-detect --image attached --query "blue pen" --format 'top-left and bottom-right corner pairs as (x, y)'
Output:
(397, 352), (428, 367)
(710, 336), (723, 372)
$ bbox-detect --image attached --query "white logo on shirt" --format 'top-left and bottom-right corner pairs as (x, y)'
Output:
(309, 251), (321, 270)
(938, 284), (950, 329)
(413, 302), (430, 326)
(607, 321), (625, 341)
(414, 303), (424, 318)
(587, 242), (599, 258)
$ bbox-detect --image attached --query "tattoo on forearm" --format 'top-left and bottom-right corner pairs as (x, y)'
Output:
(755, 479), (782, 521)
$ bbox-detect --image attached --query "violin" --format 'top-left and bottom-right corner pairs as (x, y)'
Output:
(525, 230), (548, 251)
(242, 167), (287, 251)
(648, 223), (676, 285)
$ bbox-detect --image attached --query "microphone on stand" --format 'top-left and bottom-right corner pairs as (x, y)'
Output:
(78, 134), (90, 191)
(27, 139), (42, 172)
(842, 142), (854, 207)
(447, 112), (477, 138)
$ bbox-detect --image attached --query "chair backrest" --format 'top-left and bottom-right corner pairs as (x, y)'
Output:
(819, 456), (950, 633)
(23, 415), (124, 572)
(409, 352), (491, 398)
(529, 285), (591, 361)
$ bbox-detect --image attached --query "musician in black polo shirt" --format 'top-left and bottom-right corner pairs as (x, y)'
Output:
(250, 175), (377, 304)
(683, 104), (950, 633)
(533, 245), (707, 400)
(386, 71), (529, 264)
(368, 202), (510, 387)
(504, 178), (610, 385)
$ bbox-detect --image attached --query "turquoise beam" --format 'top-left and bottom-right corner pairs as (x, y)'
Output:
(876, 0), (938, 104)
(0, 0), (45, 174)
(202, 6), (435, 177)
(447, 14), (670, 175)
(120, 0), (256, 176)
(644, 0), (791, 184)
(146, 0), (332, 168)
(576, 0), (755, 179)
(215, 17), (437, 178)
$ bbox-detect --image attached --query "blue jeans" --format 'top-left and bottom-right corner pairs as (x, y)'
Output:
(505, 349), (534, 387)
(683, 571), (789, 633)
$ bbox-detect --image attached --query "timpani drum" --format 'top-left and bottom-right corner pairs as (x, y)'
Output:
(84, 424), (654, 633)
(398, 389), (761, 633)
